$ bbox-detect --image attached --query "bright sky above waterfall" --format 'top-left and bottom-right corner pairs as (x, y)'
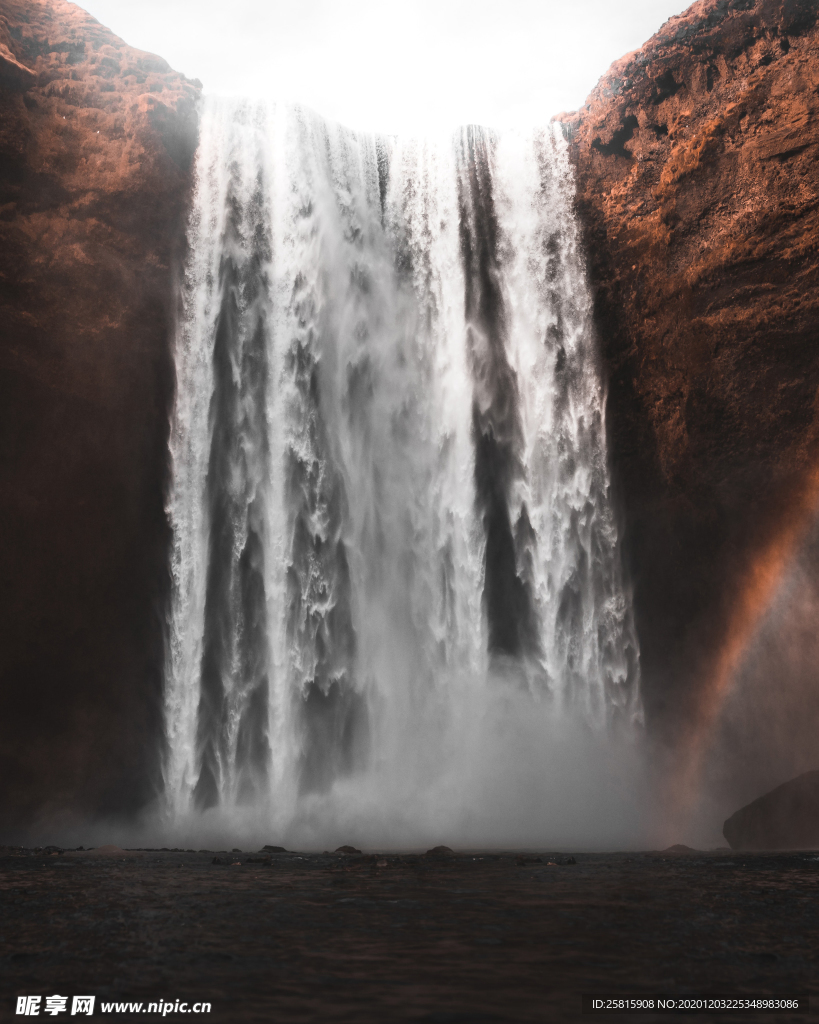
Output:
(80, 0), (688, 134)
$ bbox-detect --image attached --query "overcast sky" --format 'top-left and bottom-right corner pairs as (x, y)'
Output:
(79, 0), (688, 133)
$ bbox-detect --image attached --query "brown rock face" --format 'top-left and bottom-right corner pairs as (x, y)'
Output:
(723, 770), (819, 848)
(563, 0), (819, 748)
(0, 0), (200, 832)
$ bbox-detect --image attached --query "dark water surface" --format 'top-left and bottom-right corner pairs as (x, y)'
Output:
(2, 848), (817, 1022)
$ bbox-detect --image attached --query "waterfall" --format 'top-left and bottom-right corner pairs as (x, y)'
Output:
(164, 98), (642, 846)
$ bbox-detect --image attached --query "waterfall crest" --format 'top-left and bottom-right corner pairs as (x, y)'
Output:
(164, 99), (642, 846)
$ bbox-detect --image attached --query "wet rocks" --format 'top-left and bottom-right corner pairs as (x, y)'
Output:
(723, 770), (819, 849)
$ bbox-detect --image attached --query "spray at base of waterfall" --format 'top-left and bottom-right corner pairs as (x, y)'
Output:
(140, 673), (655, 852)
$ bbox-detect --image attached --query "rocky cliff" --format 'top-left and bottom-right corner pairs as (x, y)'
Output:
(563, 0), (819, 768)
(0, 0), (199, 831)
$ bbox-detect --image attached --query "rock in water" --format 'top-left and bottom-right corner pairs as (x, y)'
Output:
(261, 845), (287, 853)
(723, 771), (819, 850)
(335, 846), (361, 855)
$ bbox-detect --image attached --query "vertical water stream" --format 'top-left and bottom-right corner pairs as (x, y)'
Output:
(165, 99), (641, 838)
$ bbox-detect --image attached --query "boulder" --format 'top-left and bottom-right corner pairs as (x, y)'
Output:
(723, 770), (819, 849)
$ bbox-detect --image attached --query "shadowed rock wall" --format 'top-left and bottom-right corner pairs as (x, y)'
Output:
(562, 0), (819, 747)
(0, 0), (199, 832)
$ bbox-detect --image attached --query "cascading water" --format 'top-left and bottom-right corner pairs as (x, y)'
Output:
(164, 98), (643, 849)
